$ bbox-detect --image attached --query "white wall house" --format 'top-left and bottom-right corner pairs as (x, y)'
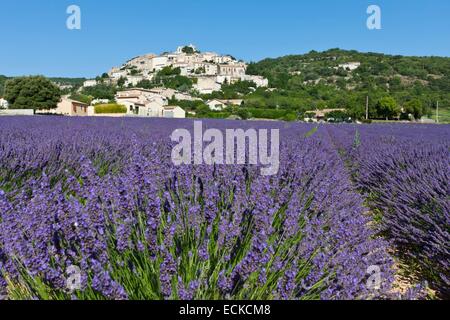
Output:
(241, 75), (269, 87)
(125, 75), (144, 87)
(206, 99), (243, 111)
(110, 70), (128, 80)
(83, 80), (98, 87)
(36, 96), (89, 116)
(206, 99), (226, 111)
(337, 62), (361, 71)
(0, 98), (9, 109)
(163, 106), (186, 118)
(218, 63), (246, 77)
(194, 77), (221, 94)
(150, 56), (169, 71)
(115, 89), (169, 117)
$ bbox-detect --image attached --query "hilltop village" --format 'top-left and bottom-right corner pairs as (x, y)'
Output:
(27, 45), (269, 119)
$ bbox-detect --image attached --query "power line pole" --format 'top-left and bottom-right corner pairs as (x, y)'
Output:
(436, 101), (439, 124)
(365, 95), (369, 120)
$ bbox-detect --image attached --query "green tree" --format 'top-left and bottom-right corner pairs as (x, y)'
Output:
(81, 84), (117, 100)
(4, 76), (61, 110)
(182, 46), (196, 54)
(117, 76), (127, 88)
(376, 96), (400, 120)
(236, 108), (250, 120)
(404, 99), (424, 120)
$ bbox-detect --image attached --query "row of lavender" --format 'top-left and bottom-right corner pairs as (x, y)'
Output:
(0, 117), (396, 300)
(327, 124), (449, 298)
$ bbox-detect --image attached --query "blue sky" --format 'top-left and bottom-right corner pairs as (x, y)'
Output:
(0, 0), (449, 78)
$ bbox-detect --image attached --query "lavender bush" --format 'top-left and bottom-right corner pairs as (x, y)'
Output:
(328, 124), (450, 298)
(0, 117), (424, 300)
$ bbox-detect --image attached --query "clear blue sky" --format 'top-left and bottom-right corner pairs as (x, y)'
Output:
(0, 0), (449, 78)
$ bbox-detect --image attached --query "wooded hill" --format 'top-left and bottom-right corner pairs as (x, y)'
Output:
(241, 49), (450, 120)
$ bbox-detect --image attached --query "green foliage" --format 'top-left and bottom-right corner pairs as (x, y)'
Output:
(376, 96), (400, 120)
(181, 46), (196, 54)
(148, 67), (193, 92)
(94, 104), (127, 114)
(135, 80), (154, 90)
(246, 108), (289, 120)
(0, 75), (8, 97)
(163, 76), (193, 92)
(246, 49), (450, 121)
(404, 99), (424, 120)
(81, 84), (117, 100)
(4, 76), (61, 110)
(157, 66), (181, 77)
(235, 108), (251, 120)
(325, 110), (349, 122)
(69, 93), (93, 105)
(117, 77), (127, 88)
(168, 99), (207, 111)
(49, 77), (86, 88)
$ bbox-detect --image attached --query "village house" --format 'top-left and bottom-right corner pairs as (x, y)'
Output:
(115, 90), (166, 115)
(36, 96), (89, 116)
(218, 63), (246, 77)
(336, 62), (361, 71)
(241, 75), (269, 87)
(113, 88), (188, 118)
(124, 75), (145, 87)
(304, 108), (346, 122)
(163, 106), (186, 118)
(194, 77), (222, 94)
(83, 80), (98, 87)
(206, 99), (243, 111)
(0, 98), (9, 109)
(148, 87), (201, 101)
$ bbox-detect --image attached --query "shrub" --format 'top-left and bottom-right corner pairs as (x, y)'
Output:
(94, 104), (127, 114)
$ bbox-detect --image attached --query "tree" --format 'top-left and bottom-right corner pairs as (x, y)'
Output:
(404, 99), (424, 120)
(182, 46), (198, 54)
(236, 108), (250, 120)
(4, 76), (61, 110)
(325, 110), (349, 122)
(117, 76), (127, 88)
(81, 84), (117, 100)
(376, 96), (400, 120)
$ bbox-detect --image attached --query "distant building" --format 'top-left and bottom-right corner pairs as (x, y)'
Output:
(163, 106), (186, 118)
(106, 45), (268, 93)
(194, 77), (222, 94)
(336, 62), (361, 71)
(0, 98), (9, 109)
(148, 87), (200, 101)
(83, 80), (98, 87)
(115, 89), (169, 116)
(37, 96), (89, 116)
(304, 108), (346, 122)
(206, 99), (243, 111)
(241, 75), (269, 87)
(218, 63), (246, 77)
(91, 99), (110, 105)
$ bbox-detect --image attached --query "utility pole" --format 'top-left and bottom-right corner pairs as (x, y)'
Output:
(365, 95), (369, 120)
(436, 101), (439, 124)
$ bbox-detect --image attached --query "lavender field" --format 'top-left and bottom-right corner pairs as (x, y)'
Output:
(0, 117), (448, 300)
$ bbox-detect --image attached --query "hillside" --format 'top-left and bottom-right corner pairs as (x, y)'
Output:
(2, 49), (449, 122)
(243, 49), (450, 119)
